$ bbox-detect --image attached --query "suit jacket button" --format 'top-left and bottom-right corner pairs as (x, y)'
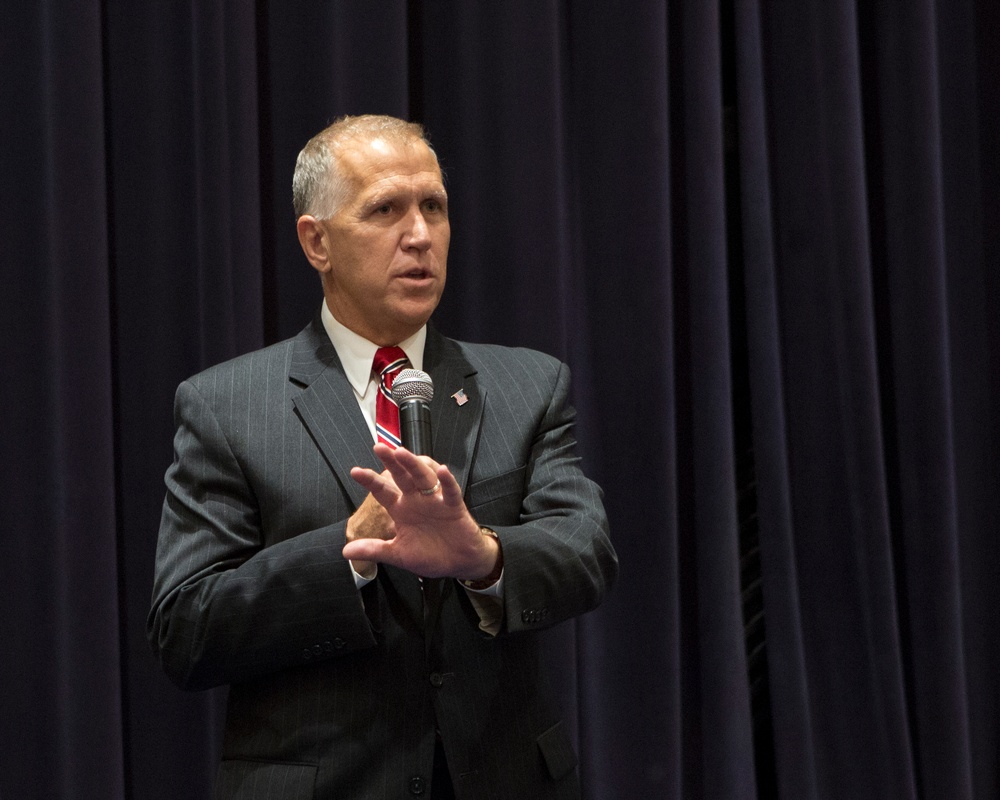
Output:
(333, 638), (345, 649)
(302, 649), (313, 660)
(409, 776), (426, 795)
(430, 672), (444, 688)
(311, 644), (323, 656)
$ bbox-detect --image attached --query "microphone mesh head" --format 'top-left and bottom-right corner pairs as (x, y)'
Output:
(392, 369), (434, 403)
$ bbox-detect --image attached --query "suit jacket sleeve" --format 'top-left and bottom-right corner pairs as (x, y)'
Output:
(147, 378), (378, 691)
(461, 351), (618, 635)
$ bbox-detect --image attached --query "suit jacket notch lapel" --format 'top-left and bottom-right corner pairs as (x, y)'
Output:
(289, 319), (379, 510)
(424, 332), (485, 494)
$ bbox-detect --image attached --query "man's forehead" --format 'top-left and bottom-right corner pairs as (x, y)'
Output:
(338, 136), (438, 171)
(339, 139), (444, 195)
(365, 136), (400, 156)
(360, 173), (446, 197)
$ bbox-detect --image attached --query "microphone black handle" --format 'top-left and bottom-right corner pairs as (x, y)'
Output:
(398, 398), (433, 455)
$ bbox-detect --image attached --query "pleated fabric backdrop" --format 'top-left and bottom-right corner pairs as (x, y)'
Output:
(1, 2), (996, 798)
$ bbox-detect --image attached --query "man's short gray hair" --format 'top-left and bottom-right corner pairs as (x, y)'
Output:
(292, 115), (436, 220)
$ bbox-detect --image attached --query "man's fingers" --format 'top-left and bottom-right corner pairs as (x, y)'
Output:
(350, 466), (379, 490)
(372, 444), (442, 494)
(435, 464), (464, 502)
(350, 467), (402, 504)
(343, 537), (389, 563)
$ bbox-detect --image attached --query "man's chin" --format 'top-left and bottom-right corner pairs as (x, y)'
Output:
(395, 296), (441, 326)
(371, 307), (438, 345)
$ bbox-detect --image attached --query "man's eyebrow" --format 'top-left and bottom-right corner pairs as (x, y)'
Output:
(359, 190), (399, 210)
(361, 185), (446, 209)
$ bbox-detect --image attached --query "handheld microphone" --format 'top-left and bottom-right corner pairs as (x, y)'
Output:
(391, 369), (434, 455)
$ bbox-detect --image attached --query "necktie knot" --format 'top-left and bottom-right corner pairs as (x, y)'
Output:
(373, 346), (409, 380)
(373, 347), (409, 447)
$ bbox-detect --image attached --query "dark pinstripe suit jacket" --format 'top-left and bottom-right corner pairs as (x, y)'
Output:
(148, 316), (617, 800)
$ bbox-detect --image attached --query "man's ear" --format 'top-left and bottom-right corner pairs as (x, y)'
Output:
(296, 215), (331, 274)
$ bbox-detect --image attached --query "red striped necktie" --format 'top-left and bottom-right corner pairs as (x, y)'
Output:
(373, 346), (409, 448)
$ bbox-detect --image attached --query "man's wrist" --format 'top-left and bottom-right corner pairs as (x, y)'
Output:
(461, 527), (503, 590)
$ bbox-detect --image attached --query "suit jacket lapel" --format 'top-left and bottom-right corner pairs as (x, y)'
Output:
(288, 317), (380, 511)
(423, 327), (484, 494)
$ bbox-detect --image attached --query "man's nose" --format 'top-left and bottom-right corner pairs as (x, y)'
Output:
(404, 209), (432, 249)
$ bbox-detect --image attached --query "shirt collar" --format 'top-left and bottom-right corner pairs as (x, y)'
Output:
(320, 301), (427, 398)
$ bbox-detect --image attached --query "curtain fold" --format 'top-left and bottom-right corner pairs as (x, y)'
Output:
(0, 4), (125, 798)
(558, 5), (682, 795)
(1, 2), (997, 798)
(741, 2), (919, 795)
(103, 3), (267, 795)
(739, 1), (999, 797)
(864, 4), (973, 797)
(672, 2), (757, 796)
(733, 2), (821, 797)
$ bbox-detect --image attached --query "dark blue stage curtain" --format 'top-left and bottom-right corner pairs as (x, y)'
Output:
(1, 2), (996, 798)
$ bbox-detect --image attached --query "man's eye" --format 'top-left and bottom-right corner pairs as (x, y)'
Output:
(423, 199), (444, 213)
(375, 204), (392, 215)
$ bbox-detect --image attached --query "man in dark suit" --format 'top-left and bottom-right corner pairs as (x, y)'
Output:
(148, 114), (617, 799)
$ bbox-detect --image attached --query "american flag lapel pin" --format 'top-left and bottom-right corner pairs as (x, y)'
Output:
(451, 389), (469, 406)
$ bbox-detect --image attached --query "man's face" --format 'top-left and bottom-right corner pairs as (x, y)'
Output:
(310, 137), (450, 346)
